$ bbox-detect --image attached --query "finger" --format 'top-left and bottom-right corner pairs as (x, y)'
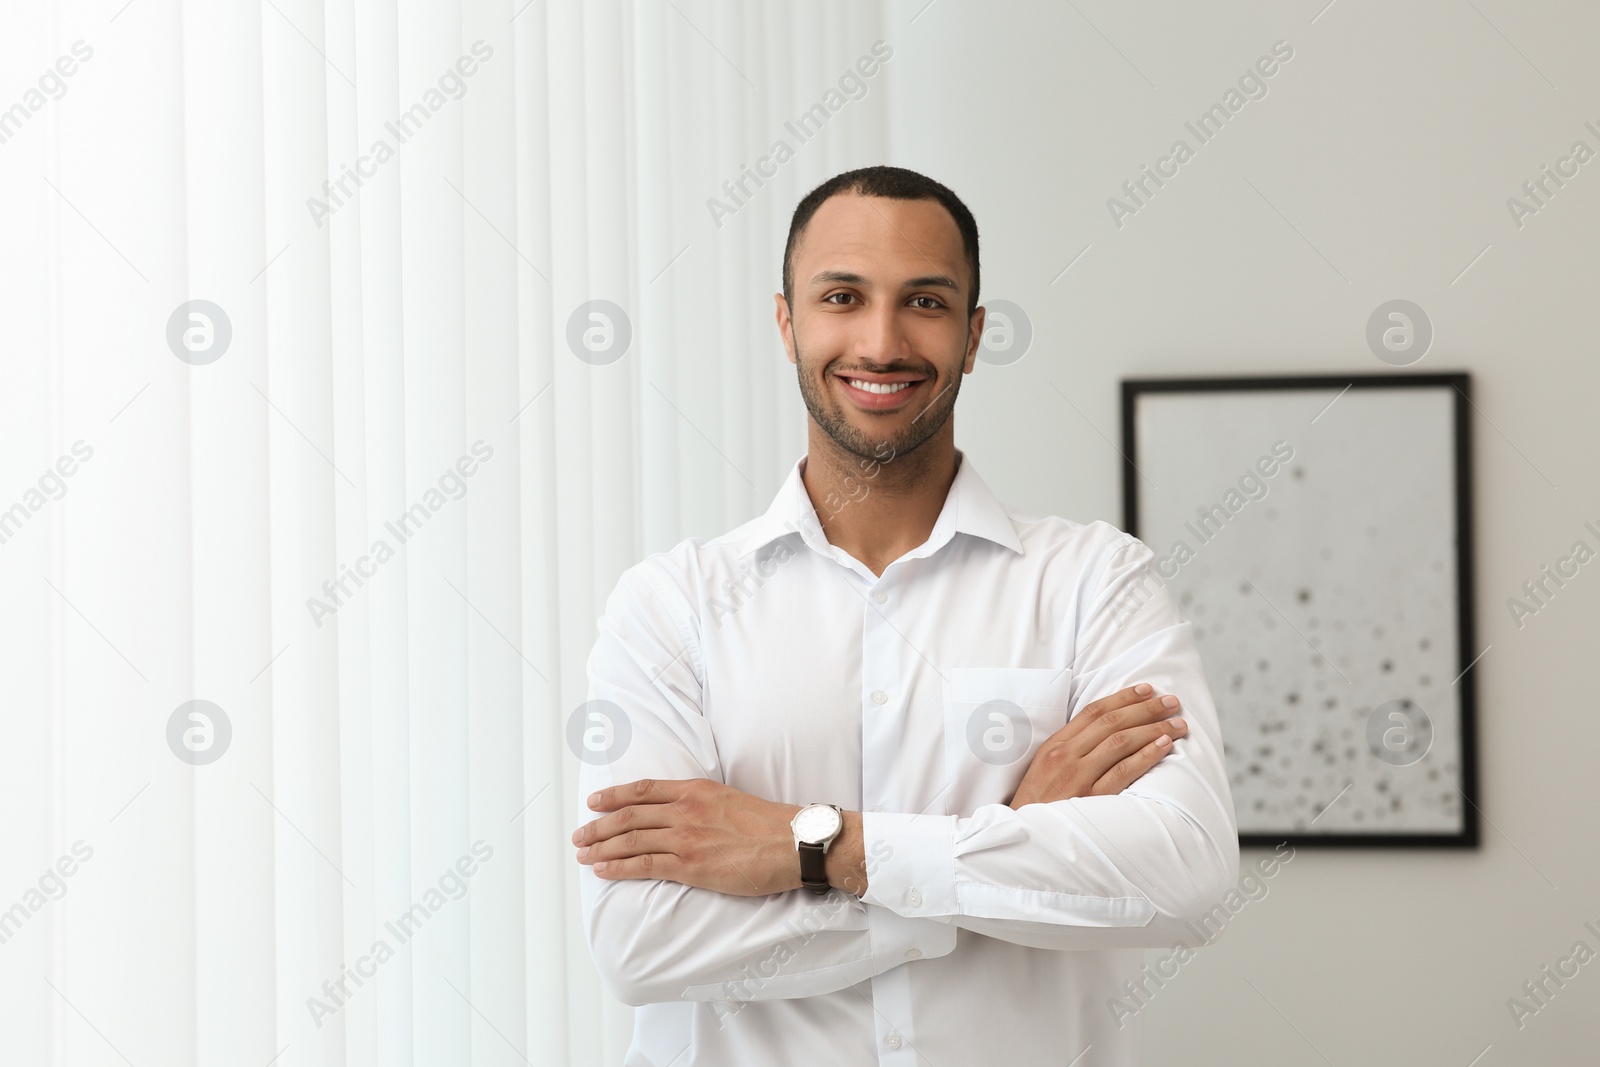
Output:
(578, 827), (678, 866)
(1084, 684), (1156, 720)
(574, 803), (676, 846)
(1088, 717), (1187, 766)
(1090, 730), (1182, 797)
(588, 778), (692, 812)
(590, 851), (682, 881)
(1044, 684), (1156, 744)
(1071, 692), (1183, 755)
(1065, 718), (1186, 796)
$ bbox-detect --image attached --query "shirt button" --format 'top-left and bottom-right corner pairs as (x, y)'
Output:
(871, 589), (887, 604)
(907, 889), (922, 907)
(886, 1032), (903, 1050)
(870, 690), (887, 705)
(905, 948), (922, 960)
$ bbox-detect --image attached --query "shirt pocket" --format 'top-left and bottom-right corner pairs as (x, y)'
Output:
(941, 666), (1075, 813)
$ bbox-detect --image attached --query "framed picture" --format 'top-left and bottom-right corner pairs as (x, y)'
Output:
(1120, 373), (1479, 848)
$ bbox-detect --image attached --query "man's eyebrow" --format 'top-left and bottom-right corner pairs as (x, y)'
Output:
(809, 269), (962, 293)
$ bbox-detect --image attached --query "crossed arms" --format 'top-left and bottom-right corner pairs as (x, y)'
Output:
(573, 537), (1241, 1007)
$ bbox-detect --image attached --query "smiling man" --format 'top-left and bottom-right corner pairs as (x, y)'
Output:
(572, 166), (1240, 1066)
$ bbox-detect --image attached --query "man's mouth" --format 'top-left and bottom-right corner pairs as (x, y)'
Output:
(833, 372), (929, 410)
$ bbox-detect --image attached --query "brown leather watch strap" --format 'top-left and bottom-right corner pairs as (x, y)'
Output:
(798, 840), (829, 894)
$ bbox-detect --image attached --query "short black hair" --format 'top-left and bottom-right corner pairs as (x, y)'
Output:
(782, 165), (981, 318)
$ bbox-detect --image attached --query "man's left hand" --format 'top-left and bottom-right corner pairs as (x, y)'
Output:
(573, 778), (805, 897)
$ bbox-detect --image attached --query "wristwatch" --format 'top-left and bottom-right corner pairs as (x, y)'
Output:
(791, 803), (843, 895)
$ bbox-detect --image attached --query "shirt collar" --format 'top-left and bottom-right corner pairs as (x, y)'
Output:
(737, 447), (1024, 561)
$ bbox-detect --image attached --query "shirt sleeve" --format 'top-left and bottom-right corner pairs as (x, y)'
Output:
(576, 557), (957, 1008)
(859, 532), (1242, 951)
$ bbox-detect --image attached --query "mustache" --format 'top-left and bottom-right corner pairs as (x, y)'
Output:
(830, 364), (935, 377)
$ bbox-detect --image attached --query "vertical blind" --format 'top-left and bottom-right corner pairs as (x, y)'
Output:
(0, 1), (888, 1064)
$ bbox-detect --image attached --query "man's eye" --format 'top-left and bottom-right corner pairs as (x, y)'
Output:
(910, 296), (943, 309)
(823, 292), (856, 305)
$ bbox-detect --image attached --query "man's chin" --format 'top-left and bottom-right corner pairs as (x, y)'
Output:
(817, 417), (929, 465)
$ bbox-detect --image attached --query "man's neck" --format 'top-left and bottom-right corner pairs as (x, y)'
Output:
(799, 428), (959, 578)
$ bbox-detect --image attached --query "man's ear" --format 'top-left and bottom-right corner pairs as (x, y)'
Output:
(775, 293), (797, 366)
(963, 305), (987, 374)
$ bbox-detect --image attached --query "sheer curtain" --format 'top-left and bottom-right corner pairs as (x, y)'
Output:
(0, 1), (885, 1064)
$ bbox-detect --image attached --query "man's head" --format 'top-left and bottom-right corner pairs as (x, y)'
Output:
(775, 166), (983, 465)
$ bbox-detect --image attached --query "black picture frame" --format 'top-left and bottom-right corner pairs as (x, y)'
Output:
(1120, 373), (1480, 849)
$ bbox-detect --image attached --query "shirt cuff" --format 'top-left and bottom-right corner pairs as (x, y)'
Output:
(860, 810), (959, 920)
(867, 900), (958, 967)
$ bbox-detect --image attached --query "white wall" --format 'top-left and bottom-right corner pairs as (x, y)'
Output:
(874, 1), (1600, 1062)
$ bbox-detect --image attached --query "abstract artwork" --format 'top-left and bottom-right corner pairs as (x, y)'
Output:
(1120, 374), (1479, 847)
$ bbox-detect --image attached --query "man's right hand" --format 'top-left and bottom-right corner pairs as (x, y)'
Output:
(1007, 684), (1188, 809)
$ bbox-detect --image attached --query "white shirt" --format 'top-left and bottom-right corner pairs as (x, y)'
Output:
(576, 449), (1241, 1066)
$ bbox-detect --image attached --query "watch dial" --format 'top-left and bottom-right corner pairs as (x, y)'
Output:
(796, 805), (840, 842)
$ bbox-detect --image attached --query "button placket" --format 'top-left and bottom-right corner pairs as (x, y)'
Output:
(859, 574), (902, 844)
(864, 930), (922, 1065)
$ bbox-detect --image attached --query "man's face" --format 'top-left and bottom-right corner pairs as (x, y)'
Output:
(777, 193), (984, 463)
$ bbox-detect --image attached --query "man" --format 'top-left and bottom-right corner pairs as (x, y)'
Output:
(572, 166), (1239, 1065)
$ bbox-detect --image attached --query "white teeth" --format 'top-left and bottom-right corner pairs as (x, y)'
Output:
(848, 379), (914, 394)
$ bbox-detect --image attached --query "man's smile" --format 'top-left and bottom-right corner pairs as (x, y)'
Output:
(833, 370), (930, 411)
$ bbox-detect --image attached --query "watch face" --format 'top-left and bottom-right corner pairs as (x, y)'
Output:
(794, 804), (841, 844)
